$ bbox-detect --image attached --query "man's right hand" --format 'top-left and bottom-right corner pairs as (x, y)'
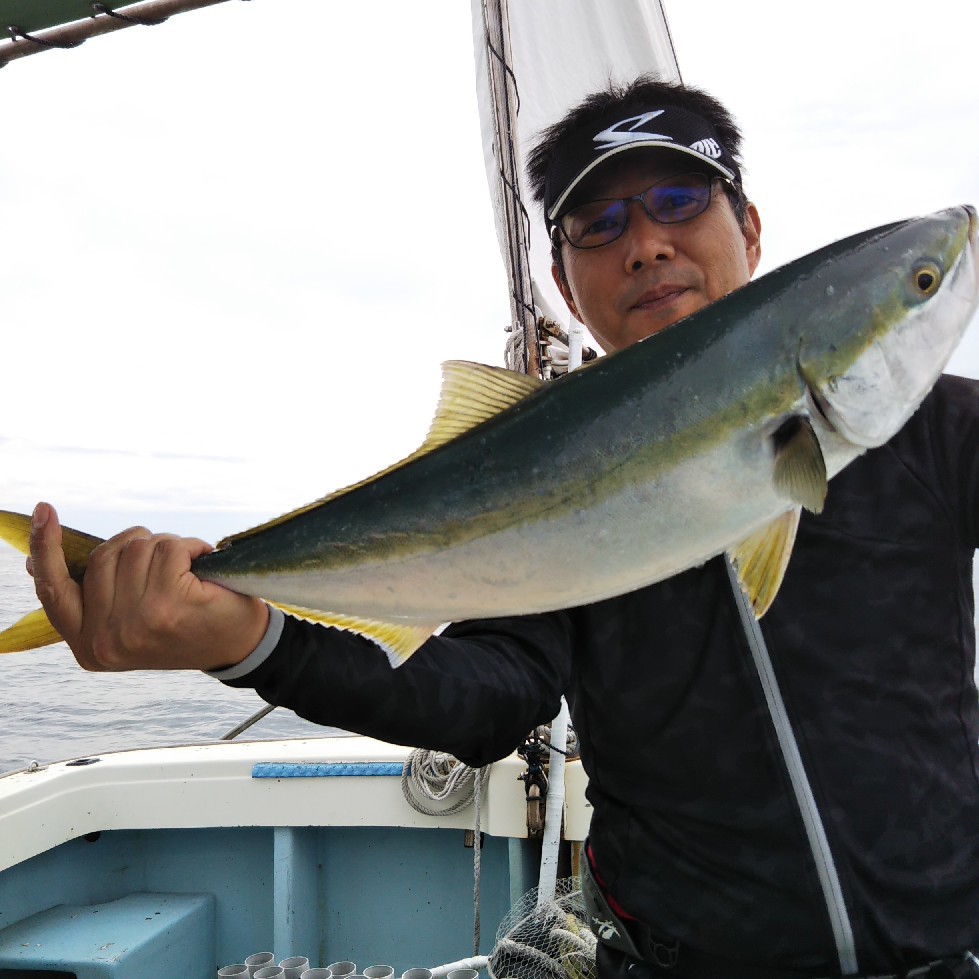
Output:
(28, 502), (269, 673)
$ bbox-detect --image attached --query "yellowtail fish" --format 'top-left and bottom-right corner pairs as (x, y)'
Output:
(2, 206), (977, 665)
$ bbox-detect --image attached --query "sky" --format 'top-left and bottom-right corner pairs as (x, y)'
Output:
(0, 0), (977, 543)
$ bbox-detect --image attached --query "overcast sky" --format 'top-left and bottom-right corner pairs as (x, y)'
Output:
(0, 0), (976, 542)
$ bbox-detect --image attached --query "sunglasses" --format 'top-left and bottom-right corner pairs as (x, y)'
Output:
(557, 172), (729, 249)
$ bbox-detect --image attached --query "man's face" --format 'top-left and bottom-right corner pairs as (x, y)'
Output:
(552, 154), (762, 353)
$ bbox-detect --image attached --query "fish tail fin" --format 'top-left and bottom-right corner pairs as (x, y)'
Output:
(0, 510), (35, 556)
(0, 508), (104, 576)
(0, 607), (63, 653)
(0, 509), (103, 653)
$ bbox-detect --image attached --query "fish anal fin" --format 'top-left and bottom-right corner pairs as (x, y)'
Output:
(219, 361), (544, 549)
(772, 416), (827, 514)
(0, 607), (64, 654)
(728, 507), (801, 617)
(267, 601), (439, 668)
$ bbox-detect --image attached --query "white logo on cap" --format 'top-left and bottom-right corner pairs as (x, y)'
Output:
(593, 111), (670, 151)
(690, 137), (722, 159)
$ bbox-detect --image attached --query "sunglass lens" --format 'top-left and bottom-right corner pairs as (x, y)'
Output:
(562, 200), (628, 248)
(646, 174), (712, 223)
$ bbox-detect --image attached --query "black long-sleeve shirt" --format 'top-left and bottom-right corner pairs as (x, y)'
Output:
(220, 374), (979, 976)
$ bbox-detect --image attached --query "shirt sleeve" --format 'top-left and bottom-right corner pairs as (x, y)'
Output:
(212, 608), (574, 768)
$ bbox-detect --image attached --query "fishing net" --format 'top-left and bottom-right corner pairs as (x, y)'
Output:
(488, 878), (596, 979)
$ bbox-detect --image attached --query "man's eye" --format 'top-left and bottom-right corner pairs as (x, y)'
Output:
(660, 191), (697, 211)
(582, 215), (619, 237)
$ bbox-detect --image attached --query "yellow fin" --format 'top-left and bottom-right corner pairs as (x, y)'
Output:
(219, 361), (543, 549)
(772, 416), (827, 514)
(728, 508), (801, 617)
(0, 607), (63, 654)
(267, 600), (439, 668)
(426, 360), (544, 444)
(0, 509), (103, 578)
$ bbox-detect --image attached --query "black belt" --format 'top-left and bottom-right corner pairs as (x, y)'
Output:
(581, 853), (979, 979)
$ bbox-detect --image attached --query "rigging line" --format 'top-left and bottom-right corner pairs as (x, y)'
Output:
(220, 702), (276, 741)
(484, 0), (541, 378)
(483, 33), (521, 130)
(656, 0), (684, 86)
(5, 25), (84, 48)
(90, 2), (169, 26)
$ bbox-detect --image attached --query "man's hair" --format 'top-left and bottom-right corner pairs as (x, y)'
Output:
(526, 75), (750, 281)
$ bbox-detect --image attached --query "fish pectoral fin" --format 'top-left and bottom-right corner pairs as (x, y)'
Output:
(771, 415), (827, 514)
(0, 607), (64, 654)
(728, 507), (801, 617)
(267, 601), (439, 668)
(0, 509), (103, 578)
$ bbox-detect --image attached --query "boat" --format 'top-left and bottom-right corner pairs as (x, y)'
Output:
(0, 1), (678, 975)
(0, 733), (592, 975)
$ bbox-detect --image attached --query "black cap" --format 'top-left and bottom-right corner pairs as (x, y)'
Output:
(544, 105), (739, 222)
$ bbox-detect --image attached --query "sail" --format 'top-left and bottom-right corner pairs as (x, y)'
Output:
(471, 0), (681, 374)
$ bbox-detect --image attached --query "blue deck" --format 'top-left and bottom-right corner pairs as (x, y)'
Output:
(0, 824), (535, 977)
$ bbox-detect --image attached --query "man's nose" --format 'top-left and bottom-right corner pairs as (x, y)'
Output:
(621, 201), (676, 270)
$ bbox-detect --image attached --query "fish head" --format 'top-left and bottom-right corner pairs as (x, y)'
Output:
(798, 205), (979, 449)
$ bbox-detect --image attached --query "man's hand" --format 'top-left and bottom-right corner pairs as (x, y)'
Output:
(28, 502), (269, 673)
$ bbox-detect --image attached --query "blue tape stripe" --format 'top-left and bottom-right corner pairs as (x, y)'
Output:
(252, 762), (404, 779)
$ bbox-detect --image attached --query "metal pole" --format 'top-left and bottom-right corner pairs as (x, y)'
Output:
(0, 0), (238, 68)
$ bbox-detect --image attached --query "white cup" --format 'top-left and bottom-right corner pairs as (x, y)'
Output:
(254, 969), (285, 979)
(364, 967), (394, 979)
(327, 963), (357, 978)
(281, 957), (311, 979)
(246, 953), (276, 977)
(402, 970), (433, 979)
(218, 967), (250, 978)
(301, 971), (334, 979)
(447, 971), (480, 979)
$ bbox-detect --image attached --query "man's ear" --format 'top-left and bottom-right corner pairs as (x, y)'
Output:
(552, 262), (582, 320)
(743, 202), (762, 277)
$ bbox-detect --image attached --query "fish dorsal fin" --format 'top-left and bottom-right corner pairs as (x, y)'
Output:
(728, 507), (801, 617)
(772, 416), (827, 514)
(426, 360), (544, 446)
(0, 510), (103, 578)
(267, 601), (439, 668)
(219, 361), (543, 549)
(0, 607), (63, 654)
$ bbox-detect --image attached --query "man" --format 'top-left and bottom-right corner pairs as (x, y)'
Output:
(28, 77), (979, 978)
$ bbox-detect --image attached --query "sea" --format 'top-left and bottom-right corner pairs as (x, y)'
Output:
(0, 546), (340, 774)
(2, 539), (978, 776)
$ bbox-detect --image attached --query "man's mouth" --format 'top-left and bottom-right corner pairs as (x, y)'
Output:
(630, 286), (689, 310)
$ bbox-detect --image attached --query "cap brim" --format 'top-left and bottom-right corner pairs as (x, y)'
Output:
(546, 141), (736, 222)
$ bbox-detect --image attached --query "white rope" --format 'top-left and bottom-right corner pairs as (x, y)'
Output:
(402, 749), (490, 954)
(401, 749), (485, 816)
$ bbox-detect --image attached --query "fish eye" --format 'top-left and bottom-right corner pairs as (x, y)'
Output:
(912, 262), (942, 296)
